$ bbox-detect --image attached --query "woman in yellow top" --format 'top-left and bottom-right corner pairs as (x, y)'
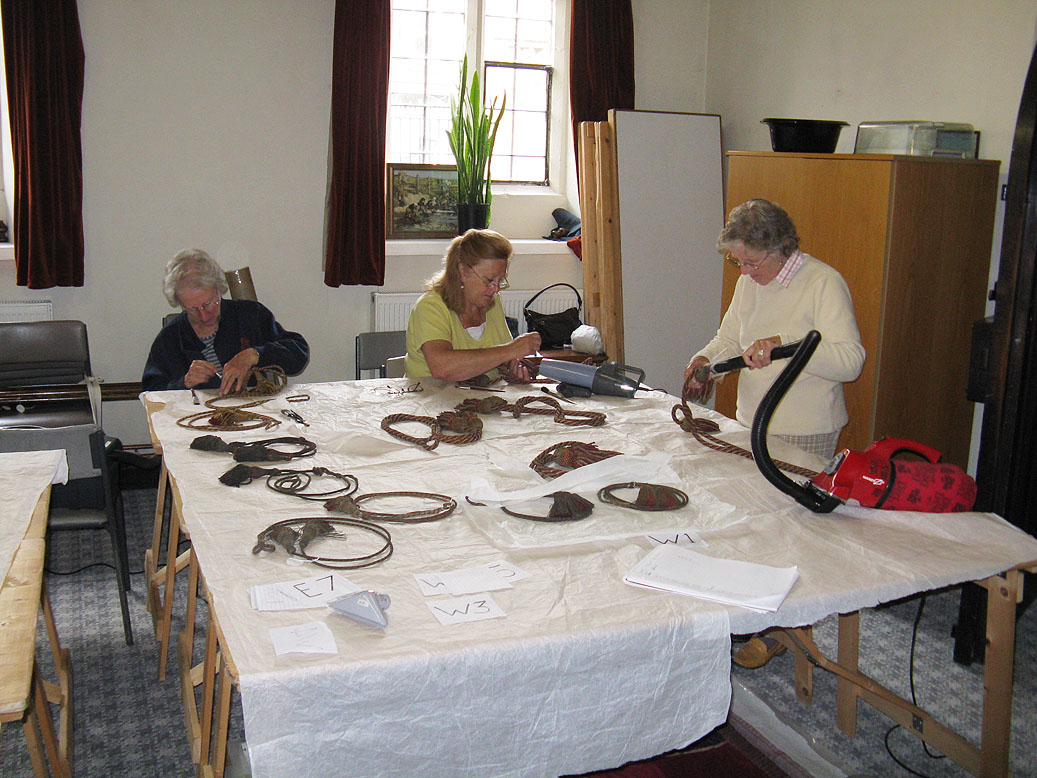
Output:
(405, 229), (541, 382)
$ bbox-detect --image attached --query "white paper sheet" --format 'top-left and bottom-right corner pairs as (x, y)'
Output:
(624, 545), (799, 612)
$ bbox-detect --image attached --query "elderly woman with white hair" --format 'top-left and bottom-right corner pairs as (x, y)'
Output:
(142, 249), (309, 394)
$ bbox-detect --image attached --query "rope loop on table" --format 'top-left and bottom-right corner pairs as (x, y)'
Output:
(218, 463), (359, 501)
(671, 386), (818, 478)
(324, 491), (457, 524)
(597, 482), (689, 511)
(380, 411), (484, 449)
(529, 441), (622, 480)
(252, 516), (393, 569)
(190, 434), (317, 462)
(500, 491), (594, 522)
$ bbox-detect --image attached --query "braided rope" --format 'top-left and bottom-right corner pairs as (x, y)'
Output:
(380, 411), (483, 450)
(455, 395), (606, 428)
(223, 365), (288, 398)
(529, 441), (622, 480)
(325, 491), (457, 524)
(177, 396), (280, 431)
(252, 516), (392, 569)
(670, 387), (818, 478)
(189, 434), (316, 461)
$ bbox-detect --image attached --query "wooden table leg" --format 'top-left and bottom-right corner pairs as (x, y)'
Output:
(979, 569), (1020, 778)
(836, 611), (860, 738)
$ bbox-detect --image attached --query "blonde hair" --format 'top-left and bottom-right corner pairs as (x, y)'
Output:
(425, 229), (513, 314)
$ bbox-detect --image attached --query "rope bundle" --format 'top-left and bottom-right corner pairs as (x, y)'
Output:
(529, 441), (622, 480)
(671, 386), (818, 478)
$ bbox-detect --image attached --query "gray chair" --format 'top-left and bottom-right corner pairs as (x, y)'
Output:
(0, 320), (157, 644)
(355, 330), (407, 380)
(0, 320), (95, 429)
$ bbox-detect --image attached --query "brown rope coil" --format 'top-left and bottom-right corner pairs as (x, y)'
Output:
(324, 491), (457, 524)
(455, 395), (606, 427)
(671, 386), (818, 478)
(529, 441), (622, 480)
(380, 411), (483, 449)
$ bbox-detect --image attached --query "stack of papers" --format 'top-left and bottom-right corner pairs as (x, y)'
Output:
(624, 545), (799, 612)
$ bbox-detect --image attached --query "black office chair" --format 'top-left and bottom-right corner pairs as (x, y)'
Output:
(0, 320), (156, 644)
(355, 330), (407, 380)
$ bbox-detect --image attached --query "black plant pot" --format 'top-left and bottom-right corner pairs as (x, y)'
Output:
(457, 203), (490, 234)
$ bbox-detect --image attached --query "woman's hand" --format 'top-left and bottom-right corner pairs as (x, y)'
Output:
(512, 332), (541, 358)
(184, 360), (219, 389)
(219, 348), (260, 395)
(742, 336), (782, 369)
(683, 356), (711, 389)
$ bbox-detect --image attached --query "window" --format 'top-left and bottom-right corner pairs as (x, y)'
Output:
(388, 0), (564, 188)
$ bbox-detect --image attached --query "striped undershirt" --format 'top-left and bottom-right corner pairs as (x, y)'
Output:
(200, 333), (221, 370)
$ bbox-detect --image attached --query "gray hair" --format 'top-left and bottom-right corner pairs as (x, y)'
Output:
(716, 199), (800, 259)
(162, 248), (228, 307)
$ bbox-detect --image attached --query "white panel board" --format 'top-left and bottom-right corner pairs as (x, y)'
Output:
(612, 110), (725, 396)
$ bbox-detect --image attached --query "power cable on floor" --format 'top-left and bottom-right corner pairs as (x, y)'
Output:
(882, 594), (946, 777)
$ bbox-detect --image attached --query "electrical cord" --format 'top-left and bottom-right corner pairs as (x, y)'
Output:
(881, 594), (945, 777)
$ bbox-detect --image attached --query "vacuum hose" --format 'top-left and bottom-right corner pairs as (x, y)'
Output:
(749, 330), (841, 513)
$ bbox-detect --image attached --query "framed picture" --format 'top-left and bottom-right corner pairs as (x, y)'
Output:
(386, 163), (459, 239)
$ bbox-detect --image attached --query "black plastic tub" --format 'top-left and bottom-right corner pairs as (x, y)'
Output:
(761, 118), (849, 153)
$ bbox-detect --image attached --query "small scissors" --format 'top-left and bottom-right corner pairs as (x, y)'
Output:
(281, 408), (309, 426)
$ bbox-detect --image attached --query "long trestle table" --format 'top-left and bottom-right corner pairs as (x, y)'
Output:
(141, 379), (1037, 778)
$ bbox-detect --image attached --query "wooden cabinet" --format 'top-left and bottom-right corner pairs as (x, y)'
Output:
(720, 152), (1000, 467)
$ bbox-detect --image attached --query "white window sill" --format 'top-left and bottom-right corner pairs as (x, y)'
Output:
(385, 238), (573, 257)
(0, 243), (13, 261)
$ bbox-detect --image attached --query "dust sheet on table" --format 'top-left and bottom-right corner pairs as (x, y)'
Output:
(142, 380), (1037, 778)
(0, 450), (66, 585)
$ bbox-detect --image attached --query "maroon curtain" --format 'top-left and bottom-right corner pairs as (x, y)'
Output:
(2, 0), (85, 288)
(569, 0), (635, 158)
(324, 0), (390, 287)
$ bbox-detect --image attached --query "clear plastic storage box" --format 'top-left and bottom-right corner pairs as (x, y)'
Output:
(854, 121), (978, 158)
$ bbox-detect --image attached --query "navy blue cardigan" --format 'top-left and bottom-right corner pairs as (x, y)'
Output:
(141, 299), (309, 392)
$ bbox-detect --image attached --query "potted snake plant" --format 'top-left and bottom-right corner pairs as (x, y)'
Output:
(446, 56), (506, 234)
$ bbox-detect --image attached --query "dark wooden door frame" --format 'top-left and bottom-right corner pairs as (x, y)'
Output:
(953, 41), (1037, 664)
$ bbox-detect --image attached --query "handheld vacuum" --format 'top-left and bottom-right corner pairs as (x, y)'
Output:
(750, 330), (977, 513)
(538, 359), (645, 398)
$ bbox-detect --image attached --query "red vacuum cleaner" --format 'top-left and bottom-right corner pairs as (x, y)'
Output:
(750, 330), (977, 514)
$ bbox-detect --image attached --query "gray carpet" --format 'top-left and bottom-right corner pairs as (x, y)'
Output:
(733, 587), (1037, 778)
(2, 487), (1034, 778)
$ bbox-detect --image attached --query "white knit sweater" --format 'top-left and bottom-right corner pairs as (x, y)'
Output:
(693, 253), (865, 435)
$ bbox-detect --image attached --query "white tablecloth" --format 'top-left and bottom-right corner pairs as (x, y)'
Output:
(142, 380), (1037, 778)
(0, 450), (66, 585)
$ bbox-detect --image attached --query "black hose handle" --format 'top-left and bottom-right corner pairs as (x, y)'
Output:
(711, 339), (804, 375)
(749, 330), (841, 514)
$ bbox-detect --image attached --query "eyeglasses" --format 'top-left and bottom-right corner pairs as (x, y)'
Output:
(182, 295), (221, 316)
(724, 251), (771, 270)
(468, 267), (510, 290)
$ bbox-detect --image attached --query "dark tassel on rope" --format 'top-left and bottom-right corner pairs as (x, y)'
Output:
(190, 434), (233, 452)
(220, 463), (265, 487)
(324, 495), (360, 516)
(548, 491), (594, 520)
(231, 442), (294, 462)
(636, 484), (685, 510)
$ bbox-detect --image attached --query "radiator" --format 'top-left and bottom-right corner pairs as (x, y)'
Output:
(0, 300), (53, 323)
(372, 288), (582, 333)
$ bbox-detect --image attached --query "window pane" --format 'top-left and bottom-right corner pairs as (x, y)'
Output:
(517, 0), (552, 20)
(512, 112), (546, 156)
(427, 12), (466, 57)
(510, 67), (547, 111)
(511, 155), (547, 182)
(388, 0), (556, 182)
(484, 16), (517, 61)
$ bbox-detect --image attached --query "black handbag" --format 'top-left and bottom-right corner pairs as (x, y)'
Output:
(523, 283), (582, 349)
